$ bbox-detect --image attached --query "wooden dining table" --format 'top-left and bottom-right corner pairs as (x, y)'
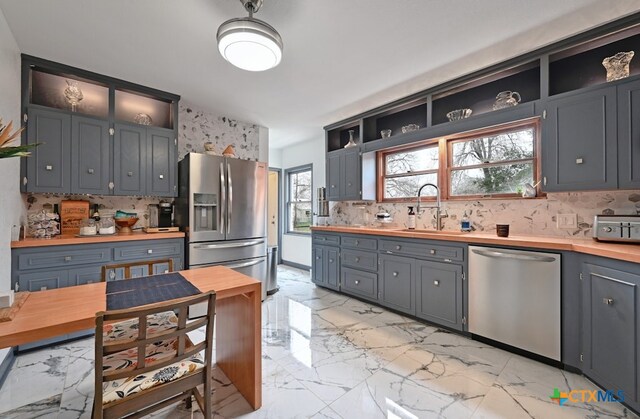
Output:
(0, 266), (262, 410)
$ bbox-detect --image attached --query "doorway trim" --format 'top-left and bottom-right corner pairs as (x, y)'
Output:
(268, 167), (283, 264)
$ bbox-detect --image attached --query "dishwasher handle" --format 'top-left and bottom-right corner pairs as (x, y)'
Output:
(471, 248), (556, 263)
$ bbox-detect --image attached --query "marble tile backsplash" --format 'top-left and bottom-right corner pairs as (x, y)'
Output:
(23, 102), (262, 222)
(329, 191), (640, 237)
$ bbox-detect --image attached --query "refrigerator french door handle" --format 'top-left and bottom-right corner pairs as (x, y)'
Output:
(227, 163), (232, 235)
(193, 239), (265, 250)
(222, 259), (264, 269)
(220, 162), (225, 235)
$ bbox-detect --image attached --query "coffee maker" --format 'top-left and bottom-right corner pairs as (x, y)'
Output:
(148, 201), (174, 228)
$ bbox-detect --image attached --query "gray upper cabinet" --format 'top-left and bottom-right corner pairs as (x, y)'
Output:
(146, 127), (176, 197)
(326, 148), (361, 201)
(26, 107), (71, 193)
(618, 78), (640, 189)
(542, 85), (618, 191)
(114, 123), (147, 196)
(71, 116), (110, 195)
(582, 261), (639, 405)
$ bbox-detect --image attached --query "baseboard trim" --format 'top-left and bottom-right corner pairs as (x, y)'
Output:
(0, 348), (15, 389)
(281, 260), (311, 271)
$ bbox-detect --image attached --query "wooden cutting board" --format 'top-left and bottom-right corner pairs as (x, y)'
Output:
(60, 200), (90, 235)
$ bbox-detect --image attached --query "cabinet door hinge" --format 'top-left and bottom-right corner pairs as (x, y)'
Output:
(543, 176), (547, 186)
(22, 177), (28, 186)
(579, 272), (583, 280)
(174, 138), (178, 146)
(542, 110), (547, 119)
(461, 272), (465, 280)
(109, 128), (115, 136)
(108, 181), (115, 190)
(14, 282), (19, 292)
(580, 353), (584, 362)
(23, 113), (28, 123)
(462, 316), (467, 325)
(174, 185), (177, 191)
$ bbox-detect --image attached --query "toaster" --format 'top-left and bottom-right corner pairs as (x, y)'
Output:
(593, 215), (640, 243)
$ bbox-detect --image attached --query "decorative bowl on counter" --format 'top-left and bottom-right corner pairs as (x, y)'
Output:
(401, 124), (420, 133)
(114, 217), (139, 234)
(446, 108), (473, 121)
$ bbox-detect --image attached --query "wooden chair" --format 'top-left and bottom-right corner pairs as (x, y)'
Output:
(93, 291), (216, 419)
(101, 259), (174, 282)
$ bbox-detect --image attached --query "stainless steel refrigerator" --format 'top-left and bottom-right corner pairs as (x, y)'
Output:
(175, 153), (268, 300)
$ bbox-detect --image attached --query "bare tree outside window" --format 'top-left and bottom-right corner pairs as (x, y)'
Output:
(383, 145), (439, 199)
(450, 127), (535, 196)
(287, 168), (312, 233)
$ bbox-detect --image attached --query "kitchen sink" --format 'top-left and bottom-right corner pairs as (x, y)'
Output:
(400, 229), (466, 235)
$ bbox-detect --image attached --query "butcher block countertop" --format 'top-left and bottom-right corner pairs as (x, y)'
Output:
(11, 231), (185, 248)
(311, 226), (640, 264)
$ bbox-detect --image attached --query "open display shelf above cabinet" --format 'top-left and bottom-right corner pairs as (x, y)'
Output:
(362, 99), (427, 143)
(327, 122), (361, 152)
(115, 89), (174, 130)
(29, 68), (109, 119)
(549, 27), (640, 96)
(432, 61), (540, 126)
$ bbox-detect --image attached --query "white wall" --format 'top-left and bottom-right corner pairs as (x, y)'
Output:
(268, 147), (282, 169)
(278, 137), (325, 267)
(0, 7), (23, 364)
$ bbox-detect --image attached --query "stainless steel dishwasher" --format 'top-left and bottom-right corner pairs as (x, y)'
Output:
(469, 246), (561, 361)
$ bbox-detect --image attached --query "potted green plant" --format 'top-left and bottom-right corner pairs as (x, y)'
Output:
(0, 118), (38, 158)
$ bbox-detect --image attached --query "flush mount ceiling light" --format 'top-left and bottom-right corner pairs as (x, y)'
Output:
(217, 0), (283, 72)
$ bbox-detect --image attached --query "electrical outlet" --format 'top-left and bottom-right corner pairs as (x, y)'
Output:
(557, 213), (578, 229)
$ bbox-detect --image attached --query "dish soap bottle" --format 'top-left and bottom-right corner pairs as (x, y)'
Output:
(407, 206), (416, 230)
(461, 212), (472, 232)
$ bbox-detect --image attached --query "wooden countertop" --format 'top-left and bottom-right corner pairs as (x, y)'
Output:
(311, 226), (640, 264)
(11, 231), (185, 248)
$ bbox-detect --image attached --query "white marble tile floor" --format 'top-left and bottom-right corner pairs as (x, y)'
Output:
(0, 265), (637, 418)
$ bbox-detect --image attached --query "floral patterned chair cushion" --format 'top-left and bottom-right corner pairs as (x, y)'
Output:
(102, 337), (204, 405)
(102, 311), (178, 343)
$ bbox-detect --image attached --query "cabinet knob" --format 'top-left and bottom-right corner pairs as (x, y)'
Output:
(159, 174), (164, 179)
(603, 298), (614, 305)
(329, 259), (334, 263)
(127, 171), (134, 177)
(87, 280), (93, 284)
(316, 256), (321, 260)
(430, 249), (436, 255)
(40, 286), (47, 291)
(331, 185), (336, 188)
(395, 245), (401, 250)
(392, 272), (398, 277)
(355, 240), (359, 245)
(45, 165), (53, 171)
(348, 182), (352, 186)
(64, 256), (72, 261)
(576, 157), (584, 164)
(87, 168), (95, 174)
(147, 249), (153, 254)
(354, 280), (360, 285)
(434, 280), (440, 286)
(355, 257), (360, 262)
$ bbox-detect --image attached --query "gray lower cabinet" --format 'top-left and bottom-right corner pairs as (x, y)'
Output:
(326, 148), (361, 201)
(26, 107), (71, 193)
(12, 238), (184, 351)
(311, 244), (340, 291)
(618, 78), (640, 189)
(379, 254), (415, 315)
(415, 259), (464, 331)
(582, 260), (640, 408)
(71, 115), (110, 195)
(542, 85), (618, 191)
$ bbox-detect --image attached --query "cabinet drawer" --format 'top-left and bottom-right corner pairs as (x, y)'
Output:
(312, 233), (340, 246)
(114, 240), (182, 261)
(341, 249), (378, 271)
(341, 235), (377, 250)
(17, 270), (68, 292)
(341, 267), (377, 301)
(68, 266), (103, 286)
(380, 239), (463, 262)
(17, 247), (111, 270)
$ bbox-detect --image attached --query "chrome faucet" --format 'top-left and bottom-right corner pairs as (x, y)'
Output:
(416, 183), (447, 231)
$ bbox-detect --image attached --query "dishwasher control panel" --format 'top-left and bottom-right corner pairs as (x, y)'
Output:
(593, 215), (640, 243)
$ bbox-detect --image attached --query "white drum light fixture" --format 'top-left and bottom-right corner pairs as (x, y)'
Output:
(217, 0), (283, 72)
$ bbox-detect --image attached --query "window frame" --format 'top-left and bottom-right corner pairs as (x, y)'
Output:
(377, 118), (542, 202)
(285, 164), (313, 235)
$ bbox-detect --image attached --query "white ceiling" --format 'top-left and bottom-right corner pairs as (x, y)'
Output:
(0, 0), (638, 148)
